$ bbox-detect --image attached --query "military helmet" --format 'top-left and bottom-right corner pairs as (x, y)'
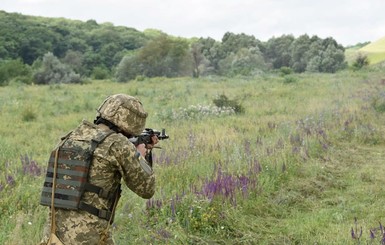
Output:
(96, 94), (148, 136)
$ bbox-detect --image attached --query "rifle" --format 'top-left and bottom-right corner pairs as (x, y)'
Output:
(129, 128), (169, 146)
(128, 128), (169, 166)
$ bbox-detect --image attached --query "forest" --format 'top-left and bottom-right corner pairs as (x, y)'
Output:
(0, 10), (355, 86)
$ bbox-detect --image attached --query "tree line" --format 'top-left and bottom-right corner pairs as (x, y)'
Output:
(0, 10), (348, 85)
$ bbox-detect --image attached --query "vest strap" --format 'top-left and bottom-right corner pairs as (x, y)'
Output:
(84, 182), (115, 200)
(79, 202), (112, 221)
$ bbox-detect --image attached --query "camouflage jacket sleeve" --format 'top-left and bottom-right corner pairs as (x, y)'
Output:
(110, 134), (155, 199)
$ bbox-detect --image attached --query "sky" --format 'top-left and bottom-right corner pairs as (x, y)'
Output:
(1, 0), (385, 47)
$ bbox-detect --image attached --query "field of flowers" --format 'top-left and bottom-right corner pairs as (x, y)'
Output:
(1, 70), (385, 244)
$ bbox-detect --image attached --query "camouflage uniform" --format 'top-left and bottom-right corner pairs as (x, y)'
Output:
(41, 94), (154, 245)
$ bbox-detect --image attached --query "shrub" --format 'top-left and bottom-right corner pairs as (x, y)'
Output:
(213, 94), (245, 114)
(283, 75), (298, 84)
(0, 59), (31, 86)
(115, 55), (140, 82)
(352, 53), (369, 70)
(33, 52), (82, 84)
(91, 66), (110, 80)
(279, 66), (293, 76)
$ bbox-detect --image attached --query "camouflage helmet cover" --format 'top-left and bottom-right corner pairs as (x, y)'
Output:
(96, 94), (148, 136)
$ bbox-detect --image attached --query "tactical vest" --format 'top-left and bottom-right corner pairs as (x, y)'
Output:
(40, 129), (120, 223)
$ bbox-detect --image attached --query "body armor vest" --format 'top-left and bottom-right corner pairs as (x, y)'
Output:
(40, 129), (120, 222)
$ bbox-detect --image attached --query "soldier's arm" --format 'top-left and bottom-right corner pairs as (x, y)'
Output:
(112, 138), (155, 199)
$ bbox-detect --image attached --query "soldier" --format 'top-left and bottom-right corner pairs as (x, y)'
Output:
(40, 94), (158, 244)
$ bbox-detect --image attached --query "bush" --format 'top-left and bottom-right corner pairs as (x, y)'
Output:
(352, 53), (369, 70)
(283, 75), (298, 84)
(0, 59), (31, 86)
(213, 94), (244, 114)
(279, 66), (293, 76)
(115, 55), (140, 82)
(91, 66), (110, 80)
(33, 52), (82, 84)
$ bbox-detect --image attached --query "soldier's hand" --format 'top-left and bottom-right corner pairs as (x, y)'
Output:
(146, 135), (159, 149)
(136, 143), (147, 157)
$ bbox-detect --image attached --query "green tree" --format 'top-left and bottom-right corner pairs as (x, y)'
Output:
(137, 34), (191, 77)
(290, 34), (311, 72)
(196, 37), (224, 74)
(306, 37), (346, 73)
(33, 52), (82, 84)
(190, 42), (209, 78)
(62, 50), (84, 75)
(218, 47), (266, 76)
(221, 32), (259, 55)
(264, 35), (295, 69)
(0, 59), (31, 86)
(115, 53), (141, 82)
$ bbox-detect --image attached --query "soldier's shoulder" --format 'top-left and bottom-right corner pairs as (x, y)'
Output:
(104, 131), (131, 147)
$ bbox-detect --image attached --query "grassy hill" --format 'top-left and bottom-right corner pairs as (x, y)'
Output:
(1, 71), (385, 244)
(346, 36), (385, 65)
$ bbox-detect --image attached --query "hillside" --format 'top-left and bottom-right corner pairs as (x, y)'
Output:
(358, 36), (385, 64)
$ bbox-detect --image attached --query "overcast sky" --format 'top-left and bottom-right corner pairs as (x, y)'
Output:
(1, 0), (385, 47)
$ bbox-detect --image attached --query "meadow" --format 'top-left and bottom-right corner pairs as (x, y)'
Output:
(1, 69), (385, 244)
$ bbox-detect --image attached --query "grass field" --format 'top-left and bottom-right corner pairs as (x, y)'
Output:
(1, 68), (385, 244)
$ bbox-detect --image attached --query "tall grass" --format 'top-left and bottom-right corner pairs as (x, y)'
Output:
(1, 71), (385, 244)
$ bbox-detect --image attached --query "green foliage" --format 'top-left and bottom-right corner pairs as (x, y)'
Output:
(264, 35), (295, 69)
(62, 50), (85, 75)
(138, 34), (192, 77)
(0, 10), (148, 77)
(218, 47), (266, 76)
(279, 66), (293, 76)
(196, 37), (225, 73)
(91, 66), (110, 80)
(115, 34), (192, 81)
(115, 54), (140, 82)
(352, 52), (370, 70)
(33, 52), (82, 84)
(221, 32), (260, 55)
(0, 10), (353, 83)
(282, 75), (298, 83)
(264, 34), (346, 74)
(190, 42), (210, 78)
(0, 59), (32, 86)
(212, 94), (244, 114)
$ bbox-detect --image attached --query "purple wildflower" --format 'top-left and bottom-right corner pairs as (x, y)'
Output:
(157, 229), (172, 239)
(351, 218), (362, 241)
(6, 175), (15, 186)
(370, 229), (375, 239)
(21, 154), (42, 176)
(351, 227), (355, 239)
